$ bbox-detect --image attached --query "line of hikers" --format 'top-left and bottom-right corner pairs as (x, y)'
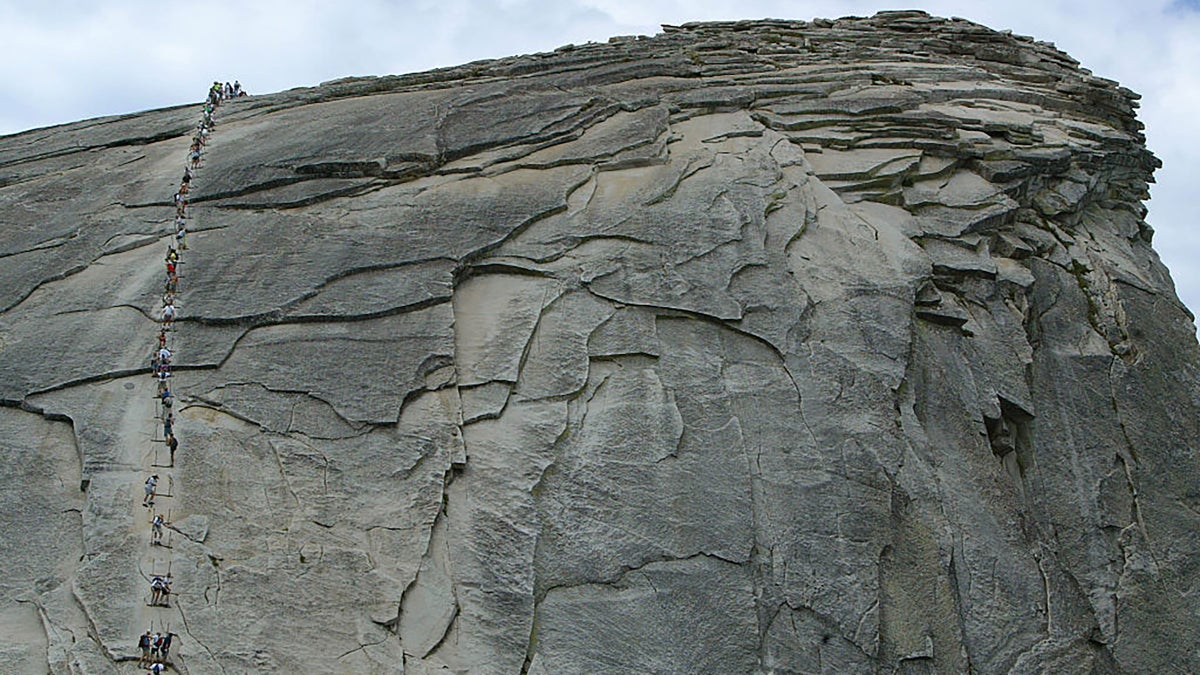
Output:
(137, 80), (239, 673)
(137, 629), (177, 669)
(210, 79), (246, 102)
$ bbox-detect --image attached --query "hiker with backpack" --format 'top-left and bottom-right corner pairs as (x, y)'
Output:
(137, 631), (152, 665)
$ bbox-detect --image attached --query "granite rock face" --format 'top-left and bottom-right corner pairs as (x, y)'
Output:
(2, 10), (1199, 674)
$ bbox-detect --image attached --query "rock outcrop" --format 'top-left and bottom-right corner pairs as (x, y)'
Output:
(1, 10), (1198, 674)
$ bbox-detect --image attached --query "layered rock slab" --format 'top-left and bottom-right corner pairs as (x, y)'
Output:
(1, 10), (1198, 675)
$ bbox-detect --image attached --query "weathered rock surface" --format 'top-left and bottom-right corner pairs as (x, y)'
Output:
(1, 10), (1198, 674)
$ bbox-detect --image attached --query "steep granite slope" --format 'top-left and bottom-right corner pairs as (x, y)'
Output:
(1, 10), (1198, 674)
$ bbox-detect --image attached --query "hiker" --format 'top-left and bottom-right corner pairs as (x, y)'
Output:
(151, 513), (164, 544)
(149, 577), (166, 605)
(157, 347), (171, 365)
(143, 475), (158, 506)
(233, 80), (243, 96)
(163, 411), (174, 439)
(138, 631), (152, 665)
(167, 433), (179, 466)
(175, 226), (187, 250)
(165, 273), (179, 294)
(161, 303), (176, 327)
(158, 578), (172, 607)
(149, 661), (165, 674)
(189, 149), (201, 169)
(148, 631), (161, 661)
(157, 328), (168, 349)
(162, 291), (175, 307)
(160, 632), (176, 661)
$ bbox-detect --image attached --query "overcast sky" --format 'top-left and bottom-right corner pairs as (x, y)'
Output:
(1, 0), (1196, 320)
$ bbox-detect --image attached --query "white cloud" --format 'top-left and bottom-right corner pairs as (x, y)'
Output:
(0, 0), (1195, 318)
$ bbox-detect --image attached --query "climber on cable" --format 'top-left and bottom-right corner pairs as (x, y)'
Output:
(137, 631), (152, 665)
(151, 513), (165, 544)
(159, 632), (176, 662)
(148, 571), (168, 605)
(158, 578), (172, 606)
(143, 475), (158, 507)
